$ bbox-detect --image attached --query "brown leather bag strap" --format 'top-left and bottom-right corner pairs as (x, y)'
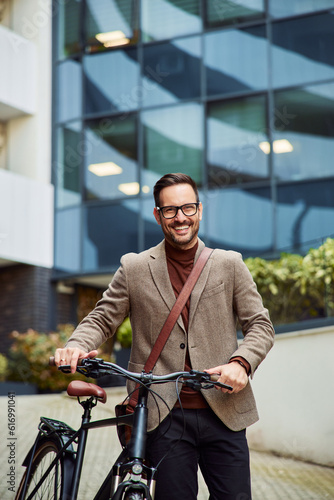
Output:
(128, 247), (213, 408)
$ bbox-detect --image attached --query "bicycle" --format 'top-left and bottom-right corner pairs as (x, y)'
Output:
(15, 357), (232, 500)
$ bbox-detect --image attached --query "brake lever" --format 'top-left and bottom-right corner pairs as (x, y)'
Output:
(214, 381), (233, 391)
(57, 365), (72, 374)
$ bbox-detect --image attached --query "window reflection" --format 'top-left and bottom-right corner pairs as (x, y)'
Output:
(55, 122), (82, 209)
(205, 26), (267, 97)
(206, 186), (273, 256)
(142, 103), (203, 191)
(84, 48), (139, 115)
(142, 37), (201, 106)
(56, 60), (82, 123)
(55, 207), (81, 272)
(83, 202), (139, 271)
(270, 0), (334, 18)
(273, 84), (334, 181)
(85, 0), (139, 52)
(277, 179), (334, 254)
(141, 0), (201, 42)
(205, 0), (265, 27)
(207, 96), (269, 189)
(58, 0), (81, 58)
(272, 13), (334, 88)
(84, 115), (137, 200)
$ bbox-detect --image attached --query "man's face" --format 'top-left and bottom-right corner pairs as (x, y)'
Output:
(153, 183), (202, 250)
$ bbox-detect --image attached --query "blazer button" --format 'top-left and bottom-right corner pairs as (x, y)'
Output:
(180, 343), (186, 349)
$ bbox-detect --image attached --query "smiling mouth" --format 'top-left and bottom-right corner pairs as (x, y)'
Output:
(174, 225), (189, 232)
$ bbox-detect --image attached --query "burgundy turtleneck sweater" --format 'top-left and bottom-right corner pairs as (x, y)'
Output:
(165, 240), (209, 409)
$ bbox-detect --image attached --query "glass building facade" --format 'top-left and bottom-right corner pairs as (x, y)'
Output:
(52, 0), (334, 281)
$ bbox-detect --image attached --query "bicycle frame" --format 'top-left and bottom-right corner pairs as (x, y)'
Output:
(18, 359), (231, 500)
(19, 383), (156, 500)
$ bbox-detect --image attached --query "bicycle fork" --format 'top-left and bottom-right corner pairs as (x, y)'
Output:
(111, 387), (157, 499)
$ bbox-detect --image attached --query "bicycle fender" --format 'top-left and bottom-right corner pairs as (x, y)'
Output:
(112, 480), (152, 500)
(18, 434), (76, 500)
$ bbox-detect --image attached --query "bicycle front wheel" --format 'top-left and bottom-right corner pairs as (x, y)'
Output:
(124, 492), (145, 500)
(16, 438), (65, 500)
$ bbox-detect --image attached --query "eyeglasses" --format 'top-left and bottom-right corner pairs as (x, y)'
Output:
(157, 203), (200, 219)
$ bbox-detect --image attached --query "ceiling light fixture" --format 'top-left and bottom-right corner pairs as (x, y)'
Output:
(95, 30), (130, 48)
(118, 182), (140, 196)
(259, 139), (294, 155)
(88, 162), (123, 177)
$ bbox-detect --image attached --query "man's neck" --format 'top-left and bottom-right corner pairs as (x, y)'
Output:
(165, 239), (198, 260)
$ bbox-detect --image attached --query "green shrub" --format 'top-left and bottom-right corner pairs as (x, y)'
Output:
(0, 353), (8, 382)
(245, 238), (334, 325)
(115, 317), (132, 349)
(6, 324), (95, 392)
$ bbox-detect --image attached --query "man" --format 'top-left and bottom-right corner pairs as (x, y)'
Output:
(55, 173), (274, 500)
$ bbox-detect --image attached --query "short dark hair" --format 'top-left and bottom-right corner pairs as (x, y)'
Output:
(153, 173), (199, 207)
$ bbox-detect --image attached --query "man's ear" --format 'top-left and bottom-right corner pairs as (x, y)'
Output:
(198, 202), (203, 221)
(153, 207), (161, 225)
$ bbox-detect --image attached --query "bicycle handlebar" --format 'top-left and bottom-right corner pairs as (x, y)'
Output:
(49, 356), (233, 391)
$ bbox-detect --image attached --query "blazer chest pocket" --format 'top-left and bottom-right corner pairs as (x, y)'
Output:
(201, 282), (225, 300)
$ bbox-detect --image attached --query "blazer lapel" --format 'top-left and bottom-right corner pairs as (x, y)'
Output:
(148, 241), (186, 332)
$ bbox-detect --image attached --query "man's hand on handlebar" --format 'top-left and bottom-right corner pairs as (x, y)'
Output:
(205, 362), (248, 394)
(54, 348), (98, 374)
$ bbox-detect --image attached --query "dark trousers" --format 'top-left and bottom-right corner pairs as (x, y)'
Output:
(146, 408), (251, 500)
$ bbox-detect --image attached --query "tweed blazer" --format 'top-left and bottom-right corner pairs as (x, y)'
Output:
(66, 238), (275, 432)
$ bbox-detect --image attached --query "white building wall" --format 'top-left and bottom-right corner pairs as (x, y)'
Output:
(0, 0), (53, 268)
(0, 169), (53, 267)
(247, 326), (334, 467)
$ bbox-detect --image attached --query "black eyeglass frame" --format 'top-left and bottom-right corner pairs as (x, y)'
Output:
(156, 202), (200, 219)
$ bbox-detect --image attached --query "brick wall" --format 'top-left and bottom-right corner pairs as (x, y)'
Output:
(0, 264), (51, 353)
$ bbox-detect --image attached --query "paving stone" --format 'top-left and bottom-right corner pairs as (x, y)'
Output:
(1, 390), (333, 499)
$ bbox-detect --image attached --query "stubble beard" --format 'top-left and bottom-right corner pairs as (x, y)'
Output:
(164, 219), (199, 249)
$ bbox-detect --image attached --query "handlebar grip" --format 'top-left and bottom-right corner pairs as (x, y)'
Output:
(49, 356), (84, 367)
(208, 373), (233, 391)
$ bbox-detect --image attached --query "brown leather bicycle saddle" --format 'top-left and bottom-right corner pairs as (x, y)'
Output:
(67, 380), (107, 404)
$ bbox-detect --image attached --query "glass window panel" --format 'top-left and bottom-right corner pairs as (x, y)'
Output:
(142, 37), (201, 107)
(84, 48), (139, 115)
(84, 115), (137, 200)
(56, 60), (82, 123)
(141, 0), (201, 42)
(55, 207), (81, 272)
(83, 201), (139, 271)
(272, 13), (334, 88)
(277, 179), (334, 255)
(205, 26), (267, 97)
(207, 96), (269, 188)
(273, 84), (334, 181)
(58, 0), (81, 58)
(142, 103), (203, 192)
(54, 122), (82, 209)
(85, 0), (139, 52)
(142, 197), (166, 249)
(270, 0), (334, 18)
(205, 185), (273, 256)
(205, 0), (265, 28)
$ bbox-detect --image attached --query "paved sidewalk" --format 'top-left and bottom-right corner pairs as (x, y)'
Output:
(1, 388), (333, 499)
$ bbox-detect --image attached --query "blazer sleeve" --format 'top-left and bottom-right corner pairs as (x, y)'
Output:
(229, 253), (275, 377)
(65, 258), (130, 352)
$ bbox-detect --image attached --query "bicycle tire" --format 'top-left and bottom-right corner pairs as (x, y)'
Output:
(124, 492), (144, 500)
(15, 438), (64, 500)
